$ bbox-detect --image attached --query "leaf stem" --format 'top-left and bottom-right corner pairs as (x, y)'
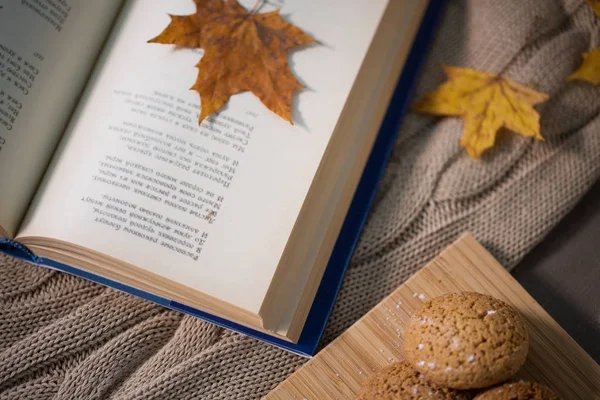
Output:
(249, 0), (263, 14)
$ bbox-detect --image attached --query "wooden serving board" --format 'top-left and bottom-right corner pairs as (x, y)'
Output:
(266, 233), (600, 400)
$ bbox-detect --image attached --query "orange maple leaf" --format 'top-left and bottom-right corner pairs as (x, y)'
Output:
(149, 0), (316, 124)
(412, 66), (549, 159)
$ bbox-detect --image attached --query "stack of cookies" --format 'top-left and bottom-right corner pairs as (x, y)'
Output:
(357, 292), (560, 399)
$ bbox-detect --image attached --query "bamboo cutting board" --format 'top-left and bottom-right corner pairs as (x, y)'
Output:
(266, 233), (600, 400)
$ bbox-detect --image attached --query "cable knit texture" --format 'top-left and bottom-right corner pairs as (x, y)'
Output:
(1, 1), (600, 398)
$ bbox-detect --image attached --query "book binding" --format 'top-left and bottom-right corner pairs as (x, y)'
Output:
(0, 0), (445, 357)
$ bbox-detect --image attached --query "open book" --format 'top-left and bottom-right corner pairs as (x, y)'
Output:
(0, 0), (441, 355)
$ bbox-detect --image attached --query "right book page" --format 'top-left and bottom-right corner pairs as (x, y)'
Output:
(17, 0), (389, 314)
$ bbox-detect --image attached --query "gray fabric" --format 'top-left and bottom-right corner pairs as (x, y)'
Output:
(2, 1), (600, 398)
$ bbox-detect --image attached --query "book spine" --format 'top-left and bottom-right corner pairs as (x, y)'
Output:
(0, 238), (40, 263)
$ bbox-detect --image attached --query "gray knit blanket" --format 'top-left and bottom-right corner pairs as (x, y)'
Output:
(1, 1), (599, 398)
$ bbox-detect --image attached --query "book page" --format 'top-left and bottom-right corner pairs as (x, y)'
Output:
(18, 0), (389, 313)
(0, 0), (123, 237)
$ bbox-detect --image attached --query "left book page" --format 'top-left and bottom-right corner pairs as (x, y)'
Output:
(0, 0), (123, 237)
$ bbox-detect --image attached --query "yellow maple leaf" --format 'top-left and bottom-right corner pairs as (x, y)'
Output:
(412, 66), (549, 159)
(585, 0), (600, 19)
(566, 1), (600, 85)
(567, 48), (600, 85)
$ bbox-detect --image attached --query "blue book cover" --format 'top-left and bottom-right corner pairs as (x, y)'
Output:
(0, 0), (444, 358)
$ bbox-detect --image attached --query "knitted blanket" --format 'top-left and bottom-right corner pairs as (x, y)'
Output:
(1, 1), (599, 398)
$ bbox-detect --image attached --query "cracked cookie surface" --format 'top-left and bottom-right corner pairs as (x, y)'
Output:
(473, 381), (559, 399)
(404, 292), (529, 389)
(356, 361), (472, 400)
